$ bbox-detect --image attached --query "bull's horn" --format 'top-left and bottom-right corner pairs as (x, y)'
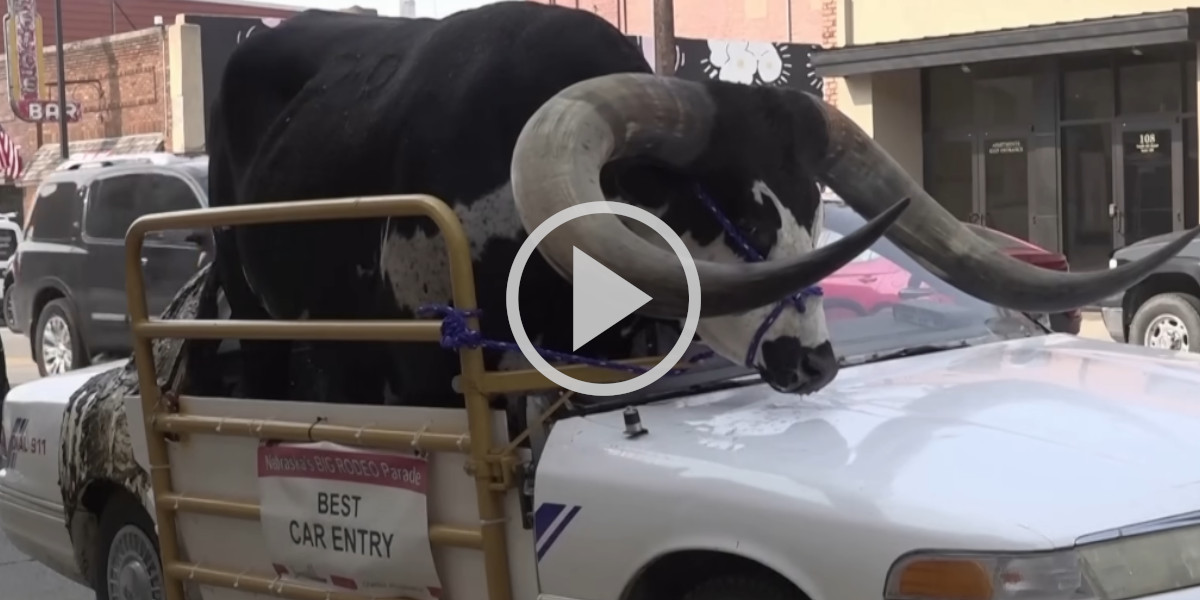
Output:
(510, 73), (909, 318)
(796, 94), (1200, 313)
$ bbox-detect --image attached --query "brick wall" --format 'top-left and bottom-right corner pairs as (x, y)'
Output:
(819, 0), (838, 106)
(1, 27), (168, 152)
(0, 27), (168, 214)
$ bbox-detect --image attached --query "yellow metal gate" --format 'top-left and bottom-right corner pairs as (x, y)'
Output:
(122, 194), (655, 600)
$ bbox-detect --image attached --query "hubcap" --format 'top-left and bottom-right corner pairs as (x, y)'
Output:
(1144, 314), (1190, 351)
(40, 314), (72, 375)
(107, 524), (164, 600)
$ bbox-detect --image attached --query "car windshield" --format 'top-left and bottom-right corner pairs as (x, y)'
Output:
(611, 199), (1047, 404)
(817, 200), (1044, 366)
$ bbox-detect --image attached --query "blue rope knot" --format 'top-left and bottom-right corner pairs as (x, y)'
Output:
(419, 305), (485, 350)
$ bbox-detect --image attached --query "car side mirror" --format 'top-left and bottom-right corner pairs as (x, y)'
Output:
(184, 231), (208, 247)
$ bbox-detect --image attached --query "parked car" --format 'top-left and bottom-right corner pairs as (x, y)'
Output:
(0, 213), (24, 328)
(818, 197), (1082, 334)
(1099, 229), (1200, 352)
(8, 153), (212, 376)
(5, 199), (1200, 600)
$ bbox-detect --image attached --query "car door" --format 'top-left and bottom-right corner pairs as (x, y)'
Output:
(81, 174), (145, 350)
(135, 172), (206, 314)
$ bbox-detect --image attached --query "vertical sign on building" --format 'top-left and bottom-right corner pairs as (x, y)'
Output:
(4, 0), (44, 121)
(4, 0), (78, 123)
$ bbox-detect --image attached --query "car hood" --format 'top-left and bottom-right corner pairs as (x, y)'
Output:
(582, 335), (1200, 547)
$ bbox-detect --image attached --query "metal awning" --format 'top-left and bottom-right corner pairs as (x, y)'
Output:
(813, 9), (1200, 77)
(18, 133), (165, 187)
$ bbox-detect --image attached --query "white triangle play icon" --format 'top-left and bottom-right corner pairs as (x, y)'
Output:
(572, 247), (652, 351)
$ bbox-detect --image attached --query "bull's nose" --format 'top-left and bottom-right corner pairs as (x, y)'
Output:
(760, 338), (838, 394)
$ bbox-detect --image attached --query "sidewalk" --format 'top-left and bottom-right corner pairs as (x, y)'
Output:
(1079, 311), (1112, 343)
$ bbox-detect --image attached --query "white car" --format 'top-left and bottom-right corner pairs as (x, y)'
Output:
(0, 360), (123, 586)
(7, 207), (1200, 599)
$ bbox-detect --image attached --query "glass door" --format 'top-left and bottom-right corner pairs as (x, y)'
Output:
(1116, 120), (1183, 247)
(979, 134), (1031, 240)
(1060, 124), (1114, 271)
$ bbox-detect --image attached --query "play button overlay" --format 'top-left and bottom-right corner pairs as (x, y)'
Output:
(572, 247), (652, 351)
(506, 201), (701, 397)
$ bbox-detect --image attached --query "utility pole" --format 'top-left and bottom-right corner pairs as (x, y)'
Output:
(53, 0), (67, 159)
(652, 0), (675, 75)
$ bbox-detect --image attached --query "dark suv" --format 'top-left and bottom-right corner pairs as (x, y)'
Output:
(9, 154), (211, 376)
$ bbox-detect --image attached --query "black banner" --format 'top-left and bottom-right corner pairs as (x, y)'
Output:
(182, 15), (286, 131)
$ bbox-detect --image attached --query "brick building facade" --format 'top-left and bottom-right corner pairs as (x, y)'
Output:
(0, 9), (300, 222)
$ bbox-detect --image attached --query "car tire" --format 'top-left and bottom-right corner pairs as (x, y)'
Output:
(33, 298), (89, 376)
(1129, 293), (1200, 353)
(93, 492), (164, 600)
(2, 280), (13, 330)
(684, 575), (804, 600)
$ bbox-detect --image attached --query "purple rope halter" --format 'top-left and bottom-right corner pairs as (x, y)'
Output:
(693, 185), (823, 368)
(419, 185), (822, 374)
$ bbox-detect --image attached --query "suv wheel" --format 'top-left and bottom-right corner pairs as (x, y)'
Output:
(1130, 293), (1200, 353)
(34, 298), (89, 376)
(2, 276), (14, 329)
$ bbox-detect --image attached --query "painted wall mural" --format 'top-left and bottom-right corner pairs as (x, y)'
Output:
(630, 36), (825, 98)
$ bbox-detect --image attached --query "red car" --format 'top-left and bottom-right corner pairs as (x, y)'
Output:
(817, 202), (1082, 335)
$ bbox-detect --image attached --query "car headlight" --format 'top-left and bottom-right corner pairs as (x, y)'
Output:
(884, 525), (1200, 600)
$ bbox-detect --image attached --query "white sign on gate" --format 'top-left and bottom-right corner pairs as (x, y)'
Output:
(257, 441), (442, 599)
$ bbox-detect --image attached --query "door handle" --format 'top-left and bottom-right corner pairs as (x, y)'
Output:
(858, 275), (877, 284)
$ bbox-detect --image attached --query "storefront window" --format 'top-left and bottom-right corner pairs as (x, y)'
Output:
(1062, 68), (1113, 120)
(974, 76), (1034, 128)
(926, 67), (973, 132)
(924, 136), (974, 221)
(1119, 62), (1181, 115)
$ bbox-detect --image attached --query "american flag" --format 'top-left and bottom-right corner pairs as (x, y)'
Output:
(0, 127), (22, 182)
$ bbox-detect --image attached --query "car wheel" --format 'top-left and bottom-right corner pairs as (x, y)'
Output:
(1130, 293), (1200, 352)
(33, 298), (89, 376)
(684, 575), (803, 600)
(2, 282), (13, 329)
(94, 493), (164, 600)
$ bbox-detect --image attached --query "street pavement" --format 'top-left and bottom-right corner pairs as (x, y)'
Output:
(0, 316), (1121, 599)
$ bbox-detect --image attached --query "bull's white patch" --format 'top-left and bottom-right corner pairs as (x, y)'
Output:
(381, 183), (523, 311)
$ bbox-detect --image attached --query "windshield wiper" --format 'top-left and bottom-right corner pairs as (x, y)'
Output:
(860, 341), (970, 364)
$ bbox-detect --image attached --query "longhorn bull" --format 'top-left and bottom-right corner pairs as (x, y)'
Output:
(185, 2), (1191, 406)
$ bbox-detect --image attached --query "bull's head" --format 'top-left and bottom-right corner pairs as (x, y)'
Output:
(509, 73), (1198, 395)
